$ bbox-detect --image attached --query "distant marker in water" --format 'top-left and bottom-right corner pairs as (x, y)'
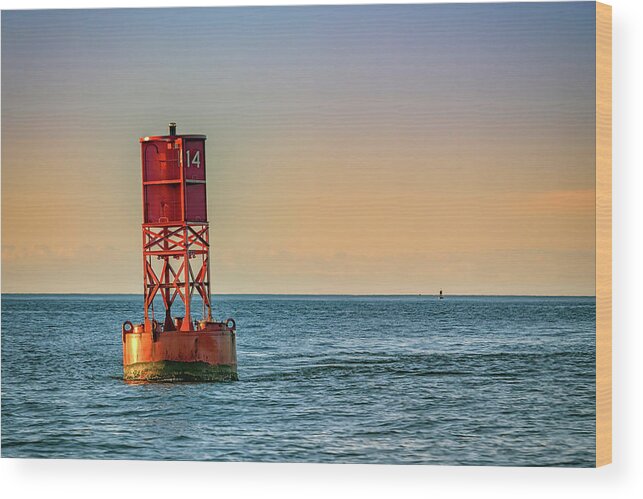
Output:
(439, 289), (444, 299)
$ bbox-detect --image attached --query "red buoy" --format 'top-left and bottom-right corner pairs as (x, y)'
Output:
(122, 123), (237, 381)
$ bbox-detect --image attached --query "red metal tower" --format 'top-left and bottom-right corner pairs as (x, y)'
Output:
(141, 122), (211, 331)
(122, 123), (237, 382)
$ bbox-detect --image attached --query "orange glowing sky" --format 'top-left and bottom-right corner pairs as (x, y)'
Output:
(1, 4), (596, 295)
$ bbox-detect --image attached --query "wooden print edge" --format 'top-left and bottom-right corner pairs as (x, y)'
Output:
(595, 0), (612, 468)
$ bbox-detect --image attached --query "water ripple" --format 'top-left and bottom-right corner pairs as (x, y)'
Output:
(1, 294), (595, 466)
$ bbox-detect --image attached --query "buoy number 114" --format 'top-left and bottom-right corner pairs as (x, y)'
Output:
(185, 150), (201, 168)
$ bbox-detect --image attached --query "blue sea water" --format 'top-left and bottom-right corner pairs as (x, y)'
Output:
(1, 294), (595, 466)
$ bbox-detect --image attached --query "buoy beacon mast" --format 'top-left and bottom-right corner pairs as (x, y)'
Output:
(121, 123), (238, 381)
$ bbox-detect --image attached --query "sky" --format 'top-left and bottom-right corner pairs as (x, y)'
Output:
(1, 3), (596, 295)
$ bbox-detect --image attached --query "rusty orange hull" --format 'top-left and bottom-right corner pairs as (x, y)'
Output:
(122, 323), (237, 382)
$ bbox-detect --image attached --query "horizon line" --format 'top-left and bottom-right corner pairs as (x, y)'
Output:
(0, 292), (597, 298)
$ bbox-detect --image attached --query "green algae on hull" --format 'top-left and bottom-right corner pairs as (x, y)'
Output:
(124, 361), (238, 382)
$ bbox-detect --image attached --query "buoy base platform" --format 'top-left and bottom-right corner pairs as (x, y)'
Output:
(122, 320), (237, 382)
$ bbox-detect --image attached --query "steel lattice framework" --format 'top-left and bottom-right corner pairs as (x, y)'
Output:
(142, 222), (212, 331)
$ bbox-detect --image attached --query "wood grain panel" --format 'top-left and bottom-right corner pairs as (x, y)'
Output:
(595, 1), (612, 468)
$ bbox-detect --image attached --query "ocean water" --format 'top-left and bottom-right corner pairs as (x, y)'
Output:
(1, 294), (595, 466)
